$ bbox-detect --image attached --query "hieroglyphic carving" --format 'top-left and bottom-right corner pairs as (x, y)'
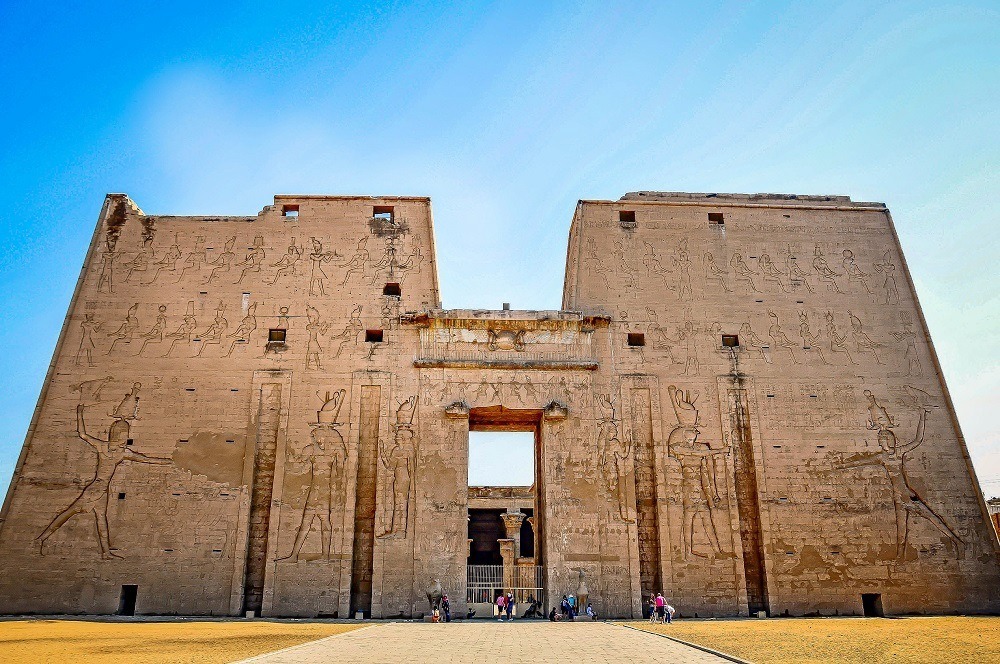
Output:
(37, 395), (170, 558)
(279, 390), (348, 562)
(137, 305), (168, 356)
(75, 314), (103, 367)
(674, 239), (693, 300)
(643, 241), (674, 287)
(234, 236), (266, 285)
(203, 237), (236, 284)
(836, 388), (963, 560)
(106, 304), (139, 354)
(613, 237), (638, 289)
(585, 237), (613, 288)
(666, 386), (729, 560)
(369, 234), (419, 285)
(873, 249), (899, 304)
(378, 396), (417, 539)
(332, 305), (363, 358)
(69, 376), (113, 406)
(824, 311), (855, 364)
(304, 306), (331, 370)
(338, 237), (368, 287)
(758, 254), (787, 292)
(730, 251), (760, 292)
(163, 301), (196, 357)
(596, 394), (633, 523)
(145, 234), (182, 284)
(848, 311), (883, 364)
(196, 302), (228, 357)
(786, 246), (815, 293)
(175, 236), (206, 282)
(268, 238), (303, 285)
(124, 237), (154, 283)
(812, 245), (844, 293)
(96, 236), (123, 293)
(306, 238), (338, 295)
(738, 321), (769, 363)
(842, 249), (872, 295)
(891, 312), (922, 376)
(766, 311), (799, 364)
(225, 303), (257, 357)
(703, 252), (731, 292)
(797, 311), (829, 364)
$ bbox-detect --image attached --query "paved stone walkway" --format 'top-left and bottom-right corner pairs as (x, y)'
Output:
(238, 621), (732, 663)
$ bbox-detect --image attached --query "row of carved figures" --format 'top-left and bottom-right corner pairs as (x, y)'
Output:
(639, 308), (922, 376)
(36, 372), (964, 567)
(594, 383), (963, 564)
(75, 301), (390, 366)
(589, 237), (902, 304)
(95, 231), (424, 295)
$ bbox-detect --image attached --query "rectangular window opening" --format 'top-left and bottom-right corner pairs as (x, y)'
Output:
(619, 210), (636, 226)
(365, 329), (384, 343)
(118, 585), (138, 616)
(125, 438), (134, 446)
(627, 332), (645, 347)
(268, 328), (286, 343)
(722, 334), (740, 347)
(373, 205), (394, 222)
(117, 492), (126, 500)
(708, 212), (724, 224)
(468, 430), (535, 487)
(282, 205), (299, 218)
(383, 282), (401, 297)
(862, 593), (884, 617)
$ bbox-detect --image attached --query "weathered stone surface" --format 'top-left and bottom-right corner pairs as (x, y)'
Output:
(0, 191), (996, 619)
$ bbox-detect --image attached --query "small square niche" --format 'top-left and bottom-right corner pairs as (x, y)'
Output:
(627, 332), (645, 347)
(365, 329), (384, 343)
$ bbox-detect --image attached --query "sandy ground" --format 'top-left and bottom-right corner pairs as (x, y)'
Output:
(0, 619), (365, 664)
(624, 616), (1000, 663)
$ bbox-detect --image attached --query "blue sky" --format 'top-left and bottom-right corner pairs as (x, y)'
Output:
(0, 1), (997, 496)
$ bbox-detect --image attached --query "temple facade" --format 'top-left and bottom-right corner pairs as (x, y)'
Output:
(0, 191), (997, 618)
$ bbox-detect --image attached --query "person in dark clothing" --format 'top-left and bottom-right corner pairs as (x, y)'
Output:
(548, 606), (558, 621)
(441, 594), (451, 622)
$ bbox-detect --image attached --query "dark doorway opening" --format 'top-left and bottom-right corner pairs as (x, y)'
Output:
(862, 593), (884, 617)
(467, 507), (535, 564)
(118, 585), (137, 616)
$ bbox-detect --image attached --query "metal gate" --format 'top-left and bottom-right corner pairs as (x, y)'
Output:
(467, 565), (543, 605)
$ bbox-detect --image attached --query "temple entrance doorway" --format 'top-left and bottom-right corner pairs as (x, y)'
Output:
(465, 408), (544, 618)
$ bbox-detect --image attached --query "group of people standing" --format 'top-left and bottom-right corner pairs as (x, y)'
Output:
(495, 592), (516, 621)
(546, 594), (596, 621)
(648, 593), (676, 624)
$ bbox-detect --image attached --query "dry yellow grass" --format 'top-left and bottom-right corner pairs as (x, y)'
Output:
(624, 616), (1000, 663)
(0, 619), (366, 664)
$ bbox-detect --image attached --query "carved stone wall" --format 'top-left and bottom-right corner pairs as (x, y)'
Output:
(0, 190), (996, 618)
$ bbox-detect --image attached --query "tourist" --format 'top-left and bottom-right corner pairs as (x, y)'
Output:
(586, 603), (597, 621)
(441, 594), (451, 623)
(496, 593), (507, 621)
(505, 592), (515, 621)
(548, 606), (558, 621)
(665, 601), (675, 624)
(655, 593), (666, 624)
(560, 595), (571, 619)
(567, 593), (576, 618)
(648, 594), (656, 622)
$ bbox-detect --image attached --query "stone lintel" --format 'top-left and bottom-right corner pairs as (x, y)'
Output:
(415, 359), (598, 370)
